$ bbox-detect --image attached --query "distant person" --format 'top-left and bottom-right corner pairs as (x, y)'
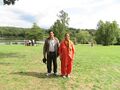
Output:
(24, 40), (27, 46)
(90, 39), (95, 47)
(43, 31), (59, 76)
(91, 41), (94, 47)
(59, 33), (75, 78)
(31, 39), (35, 46)
(24, 40), (30, 46)
(28, 40), (31, 46)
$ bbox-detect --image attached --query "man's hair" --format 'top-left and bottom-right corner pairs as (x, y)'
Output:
(48, 30), (54, 34)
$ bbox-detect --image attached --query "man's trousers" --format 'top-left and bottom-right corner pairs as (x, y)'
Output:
(47, 52), (57, 73)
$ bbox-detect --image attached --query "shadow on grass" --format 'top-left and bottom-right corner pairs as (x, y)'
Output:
(11, 71), (61, 79)
(0, 52), (26, 58)
(0, 62), (13, 65)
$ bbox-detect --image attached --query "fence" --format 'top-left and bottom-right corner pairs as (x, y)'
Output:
(0, 40), (44, 45)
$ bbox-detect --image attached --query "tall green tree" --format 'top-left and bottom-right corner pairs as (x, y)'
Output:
(26, 23), (43, 40)
(51, 10), (70, 41)
(96, 20), (119, 45)
(116, 28), (120, 45)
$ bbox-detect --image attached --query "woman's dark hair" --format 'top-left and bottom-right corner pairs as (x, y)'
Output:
(64, 33), (70, 37)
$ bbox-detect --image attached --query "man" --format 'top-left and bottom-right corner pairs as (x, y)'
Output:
(43, 31), (59, 76)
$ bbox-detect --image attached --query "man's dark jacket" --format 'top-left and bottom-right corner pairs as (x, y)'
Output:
(43, 37), (59, 58)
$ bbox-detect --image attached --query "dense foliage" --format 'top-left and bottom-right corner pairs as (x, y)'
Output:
(96, 20), (119, 45)
(3, 0), (17, 5)
(0, 23), (44, 41)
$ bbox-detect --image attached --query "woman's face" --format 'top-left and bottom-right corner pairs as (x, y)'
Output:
(65, 33), (70, 41)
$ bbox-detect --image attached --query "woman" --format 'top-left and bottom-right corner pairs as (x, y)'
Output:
(59, 33), (75, 78)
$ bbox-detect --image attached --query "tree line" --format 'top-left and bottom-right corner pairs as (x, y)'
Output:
(0, 23), (45, 41)
(0, 10), (120, 46)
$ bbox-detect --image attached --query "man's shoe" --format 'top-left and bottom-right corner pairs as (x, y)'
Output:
(46, 73), (51, 76)
(54, 73), (58, 76)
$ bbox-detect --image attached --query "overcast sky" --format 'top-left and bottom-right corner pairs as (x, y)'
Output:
(0, 0), (120, 29)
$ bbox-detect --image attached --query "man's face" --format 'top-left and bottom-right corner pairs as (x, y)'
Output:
(49, 31), (54, 38)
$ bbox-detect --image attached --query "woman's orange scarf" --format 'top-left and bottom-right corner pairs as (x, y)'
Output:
(64, 40), (72, 51)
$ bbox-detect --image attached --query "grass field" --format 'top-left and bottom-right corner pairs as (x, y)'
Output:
(0, 44), (120, 90)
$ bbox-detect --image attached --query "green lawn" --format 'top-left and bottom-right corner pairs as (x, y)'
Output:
(0, 44), (120, 90)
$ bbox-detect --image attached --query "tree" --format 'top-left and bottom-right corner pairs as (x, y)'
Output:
(0, 26), (28, 40)
(26, 23), (43, 41)
(76, 30), (91, 44)
(3, 0), (18, 5)
(51, 10), (70, 41)
(96, 20), (119, 45)
(50, 20), (63, 41)
(116, 29), (120, 45)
